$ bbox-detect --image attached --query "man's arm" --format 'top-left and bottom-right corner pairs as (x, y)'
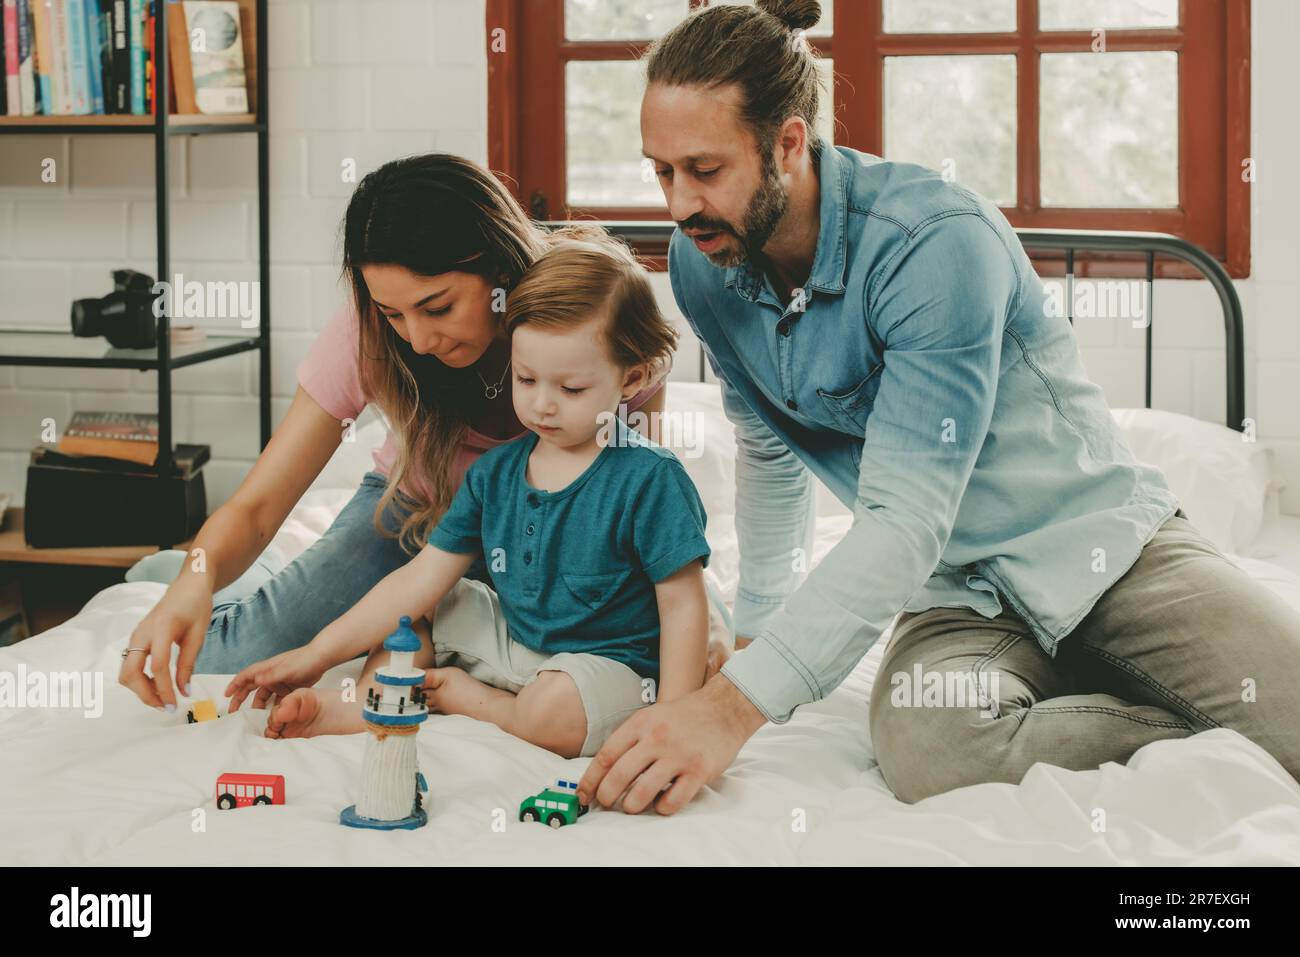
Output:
(721, 213), (1017, 724)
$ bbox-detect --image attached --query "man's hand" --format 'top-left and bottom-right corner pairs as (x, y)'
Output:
(577, 672), (767, 815)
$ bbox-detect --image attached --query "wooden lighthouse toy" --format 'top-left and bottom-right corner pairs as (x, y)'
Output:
(340, 616), (430, 830)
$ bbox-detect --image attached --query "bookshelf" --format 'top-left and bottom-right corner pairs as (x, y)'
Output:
(0, 0), (271, 486)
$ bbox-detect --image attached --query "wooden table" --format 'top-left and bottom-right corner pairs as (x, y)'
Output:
(0, 507), (194, 636)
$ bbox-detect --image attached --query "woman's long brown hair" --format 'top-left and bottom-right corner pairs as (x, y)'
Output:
(341, 154), (593, 555)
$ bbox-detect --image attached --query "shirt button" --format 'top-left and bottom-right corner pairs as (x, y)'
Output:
(527, 495), (538, 507)
(526, 524), (534, 535)
(786, 398), (798, 411)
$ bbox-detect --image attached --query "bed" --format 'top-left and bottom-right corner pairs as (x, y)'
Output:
(3, 231), (1300, 866)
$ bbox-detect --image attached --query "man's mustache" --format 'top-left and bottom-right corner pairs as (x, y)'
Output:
(678, 216), (734, 235)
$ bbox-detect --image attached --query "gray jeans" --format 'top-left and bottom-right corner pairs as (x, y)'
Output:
(868, 512), (1300, 803)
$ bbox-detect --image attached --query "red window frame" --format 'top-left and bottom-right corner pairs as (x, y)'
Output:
(487, 0), (1250, 278)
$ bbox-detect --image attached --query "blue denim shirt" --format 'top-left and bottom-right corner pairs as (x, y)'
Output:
(668, 144), (1180, 724)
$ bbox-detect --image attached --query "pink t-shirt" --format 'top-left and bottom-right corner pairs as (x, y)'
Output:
(297, 306), (671, 502)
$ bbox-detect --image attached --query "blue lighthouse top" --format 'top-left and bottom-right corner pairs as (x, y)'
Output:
(384, 615), (421, 653)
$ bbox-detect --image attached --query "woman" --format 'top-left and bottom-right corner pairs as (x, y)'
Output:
(119, 154), (733, 712)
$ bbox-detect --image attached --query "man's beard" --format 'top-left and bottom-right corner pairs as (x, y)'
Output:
(683, 152), (789, 269)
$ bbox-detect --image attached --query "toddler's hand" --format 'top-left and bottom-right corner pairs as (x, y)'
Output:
(225, 646), (329, 713)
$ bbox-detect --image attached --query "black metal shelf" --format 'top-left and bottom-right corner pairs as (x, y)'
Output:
(0, 1), (272, 480)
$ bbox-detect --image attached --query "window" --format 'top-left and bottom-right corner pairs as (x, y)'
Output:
(489, 0), (1249, 277)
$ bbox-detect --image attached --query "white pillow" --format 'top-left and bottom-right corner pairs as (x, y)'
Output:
(1110, 407), (1282, 553)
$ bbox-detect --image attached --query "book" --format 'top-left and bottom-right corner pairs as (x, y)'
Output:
(96, 0), (110, 111)
(49, 0), (75, 113)
(165, 0), (191, 111)
(82, 0), (103, 112)
(57, 411), (160, 466)
(3, 0), (17, 114)
(16, 0), (33, 114)
(127, 0), (139, 112)
(143, 0), (149, 113)
(63, 0), (89, 113)
(30, 0), (53, 113)
(182, 1), (245, 114)
(109, 0), (125, 111)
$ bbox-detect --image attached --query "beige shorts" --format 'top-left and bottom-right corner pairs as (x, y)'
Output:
(427, 578), (652, 757)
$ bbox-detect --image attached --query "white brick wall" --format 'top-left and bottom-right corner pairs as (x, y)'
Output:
(0, 0), (488, 509)
(1, 0), (1297, 521)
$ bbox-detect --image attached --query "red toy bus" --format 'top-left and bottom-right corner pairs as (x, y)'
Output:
(216, 773), (286, 810)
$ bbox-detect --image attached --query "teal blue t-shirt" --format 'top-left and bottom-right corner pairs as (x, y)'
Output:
(427, 416), (711, 680)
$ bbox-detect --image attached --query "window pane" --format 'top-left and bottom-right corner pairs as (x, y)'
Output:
(565, 0), (689, 41)
(883, 0), (1016, 33)
(709, 0), (833, 37)
(1040, 52), (1178, 207)
(1039, 0), (1177, 31)
(568, 57), (835, 208)
(567, 61), (661, 207)
(883, 55), (1016, 206)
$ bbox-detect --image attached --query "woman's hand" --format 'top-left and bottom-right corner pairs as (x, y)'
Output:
(225, 645), (331, 713)
(119, 577), (214, 711)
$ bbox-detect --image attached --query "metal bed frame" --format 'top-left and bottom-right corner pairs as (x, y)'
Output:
(584, 223), (1246, 433)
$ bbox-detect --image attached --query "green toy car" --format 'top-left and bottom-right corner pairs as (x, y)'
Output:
(519, 778), (590, 828)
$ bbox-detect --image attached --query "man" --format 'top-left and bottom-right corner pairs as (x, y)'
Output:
(578, 0), (1300, 812)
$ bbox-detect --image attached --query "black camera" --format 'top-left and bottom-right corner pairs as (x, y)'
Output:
(71, 269), (160, 349)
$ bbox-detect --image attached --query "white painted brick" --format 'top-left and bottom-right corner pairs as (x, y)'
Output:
(12, 201), (128, 259)
(1191, 350), (1228, 427)
(0, 136), (70, 191)
(128, 200), (250, 262)
(188, 394), (265, 458)
(272, 265), (313, 330)
(435, 0), (485, 67)
(1078, 347), (1145, 410)
(269, 1), (311, 68)
(373, 64), (482, 131)
(132, 353), (252, 396)
(307, 130), (436, 197)
(0, 452), (27, 504)
(270, 133), (310, 197)
(0, 203), (13, 257)
(1257, 361), (1300, 439)
(313, 0), (434, 66)
(188, 136), (258, 193)
(270, 69), (370, 131)
(70, 136), (188, 193)
(0, 262), (73, 327)
(432, 128), (487, 166)
(1151, 347), (1194, 418)
(17, 366), (132, 392)
(1270, 440), (1300, 515)
(310, 264), (349, 329)
(271, 332), (317, 398)
(1255, 282), (1300, 361)
(270, 196), (348, 264)
(0, 390), (73, 449)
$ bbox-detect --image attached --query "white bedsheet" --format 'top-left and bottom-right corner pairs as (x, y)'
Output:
(4, 485), (1300, 865)
(6, 383), (1300, 865)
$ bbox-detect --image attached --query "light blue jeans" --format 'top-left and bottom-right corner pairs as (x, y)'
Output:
(127, 471), (734, 675)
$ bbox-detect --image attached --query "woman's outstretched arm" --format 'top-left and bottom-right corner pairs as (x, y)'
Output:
(120, 386), (347, 710)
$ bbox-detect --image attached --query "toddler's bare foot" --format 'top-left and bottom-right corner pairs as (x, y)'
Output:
(265, 687), (365, 739)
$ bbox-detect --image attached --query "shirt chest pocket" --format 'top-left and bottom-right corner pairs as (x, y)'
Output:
(816, 361), (884, 435)
(562, 569), (632, 610)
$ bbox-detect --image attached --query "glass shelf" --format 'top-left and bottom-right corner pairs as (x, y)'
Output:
(0, 328), (262, 369)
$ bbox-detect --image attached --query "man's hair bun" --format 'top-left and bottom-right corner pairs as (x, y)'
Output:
(756, 0), (822, 32)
